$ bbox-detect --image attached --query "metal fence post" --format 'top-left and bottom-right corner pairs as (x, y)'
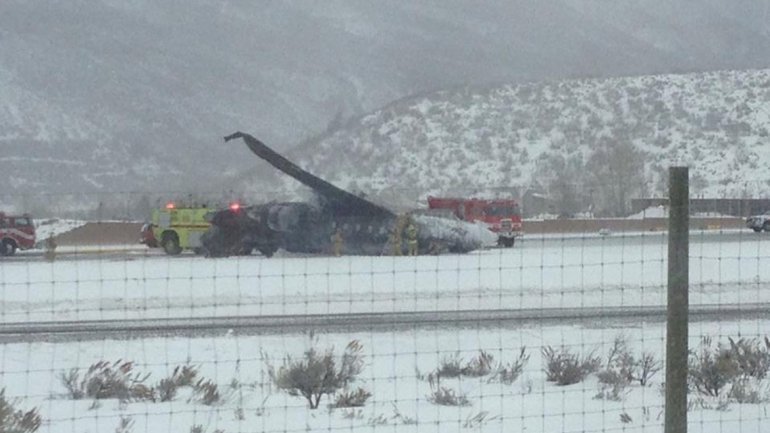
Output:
(665, 166), (689, 433)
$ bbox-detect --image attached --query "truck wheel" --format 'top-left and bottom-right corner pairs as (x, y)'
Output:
(257, 244), (276, 258)
(754, 227), (763, 233)
(162, 233), (182, 255)
(503, 238), (515, 248)
(1, 239), (16, 256)
(764, 221), (770, 232)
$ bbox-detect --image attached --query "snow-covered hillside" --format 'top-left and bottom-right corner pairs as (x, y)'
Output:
(4, 0), (770, 201)
(247, 69), (770, 215)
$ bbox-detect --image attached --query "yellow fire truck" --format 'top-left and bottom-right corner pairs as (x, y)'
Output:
(140, 202), (213, 255)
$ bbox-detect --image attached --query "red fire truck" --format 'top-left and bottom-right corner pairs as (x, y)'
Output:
(0, 212), (37, 256)
(427, 197), (522, 247)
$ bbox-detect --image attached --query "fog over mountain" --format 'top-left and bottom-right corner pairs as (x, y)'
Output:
(2, 0), (770, 199)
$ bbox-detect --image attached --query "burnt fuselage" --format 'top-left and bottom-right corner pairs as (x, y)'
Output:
(200, 131), (493, 257)
(201, 200), (394, 257)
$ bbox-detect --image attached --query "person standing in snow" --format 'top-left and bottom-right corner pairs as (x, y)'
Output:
(331, 228), (344, 256)
(389, 229), (402, 256)
(406, 223), (419, 256)
(44, 236), (57, 262)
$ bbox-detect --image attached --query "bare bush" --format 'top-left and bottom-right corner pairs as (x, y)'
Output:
(157, 364), (204, 402)
(59, 360), (154, 402)
(156, 378), (178, 402)
(462, 351), (495, 377)
(635, 352), (662, 386)
(601, 336), (661, 388)
(0, 389), (42, 433)
(433, 349), (528, 382)
(115, 416), (134, 433)
(332, 388), (372, 408)
(173, 365), (200, 387)
(728, 377), (767, 404)
(689, 337), (739, 397)
(192, 379), (221, 406)
(542, 346), (600, 386)
(427, 376), (470, 407)
(595, 369), (630, 401)
(435, 354), (464, 378)
(266, 340), (365, 409)
(428, 387), (470, 406)
(189, 426), (225, 433)
(489, 347), (530, 385)
(462, 411), (501, 428)
(727, 337), (770, 379)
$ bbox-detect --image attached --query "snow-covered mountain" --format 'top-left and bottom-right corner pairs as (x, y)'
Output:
(3, 0), (770, 200)
(239, 69), (770, 216)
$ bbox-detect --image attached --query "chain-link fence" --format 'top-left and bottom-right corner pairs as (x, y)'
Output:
(1, 175), (768, 433)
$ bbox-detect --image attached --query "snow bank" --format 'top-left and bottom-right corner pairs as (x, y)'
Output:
(33, 218), (87, 241)
(626, 205), (668, 219)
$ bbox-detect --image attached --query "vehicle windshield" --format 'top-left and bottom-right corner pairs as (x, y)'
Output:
(486, 205), (520, 217)
(14, 218), (32, 226)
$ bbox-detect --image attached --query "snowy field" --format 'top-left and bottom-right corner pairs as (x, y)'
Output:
(0, 319), (767, 433)
(1, 230), (768, 324)
(1, 230), (769, 432)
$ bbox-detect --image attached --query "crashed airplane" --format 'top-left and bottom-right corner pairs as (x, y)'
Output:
(200, 131), (496, 257)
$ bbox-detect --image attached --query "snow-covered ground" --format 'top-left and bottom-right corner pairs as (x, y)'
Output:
(0, 319), (767, 433)
(1, 231), (768, 324)
(1, 230), (768, 432)
(32, 218), (87, 245)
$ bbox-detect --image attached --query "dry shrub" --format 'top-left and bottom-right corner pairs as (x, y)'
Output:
(156, 378), (178, 403)
(489, 347), (530, 385)
(0, 389), (42, 433)
(157, 364), (209, 403)
(688, 336), (770, 402)
(427, 386), (470, 406)
(689, 337), (740, 397)
(115, 416), (134, 433)
(727, 337), (770, 379)
(542, 346), (600, 386)
(332, 387), (372, 408)
(435, 354), (464, 378)
(59, 360), (154, 402)
(189, 426), (225, 433)
(462, 351), (495, 377)
(728, 377), (766, 404)
(434, 349), (528, 383)
(267, 340), (365, 409)
(192, 379), (221, 406)
(172, 365), (200, 387)
(595, 369), (630, 401)
(636, 352), (662, 386)
(426, 374), (470, 406)
(463, 411), (500, 428)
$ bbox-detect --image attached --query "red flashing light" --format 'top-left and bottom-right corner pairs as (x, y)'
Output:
(165, 202), (176, 209)
(229, 202), (241, 212)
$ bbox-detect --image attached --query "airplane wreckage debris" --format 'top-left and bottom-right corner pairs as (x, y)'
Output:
(200, 131), (496, 258)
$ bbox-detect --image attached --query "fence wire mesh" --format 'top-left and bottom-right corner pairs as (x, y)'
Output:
(0, 192), (768, 433)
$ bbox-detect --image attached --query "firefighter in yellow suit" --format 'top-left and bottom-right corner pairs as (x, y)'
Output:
(406, 223), (419, 256)
(389, 229), (402, 256)
(331, 228), (344, 256)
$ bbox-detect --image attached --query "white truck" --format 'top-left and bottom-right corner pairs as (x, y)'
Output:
(746, 213), (770, 232)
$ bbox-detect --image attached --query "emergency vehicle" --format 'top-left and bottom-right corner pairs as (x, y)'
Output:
(0, 212), (36, 256)
(140, 202), (217, 255)
(427, 196), (522, 247)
